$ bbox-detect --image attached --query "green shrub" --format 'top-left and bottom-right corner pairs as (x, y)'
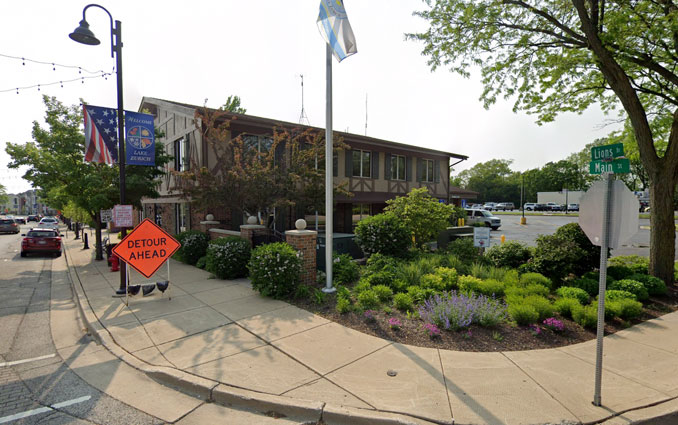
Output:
(364, 270), (397, 290)
(604, 300), (622, 320)
(445, 237), (481, 264)
(333, 254), (360, 285)
(357, 290), (380, 309)
(206, 236), (251, 279)
(248, 242), (301, 299)
(434, 267), (459, 290)
(519, 272), (552, 290)
(554, 297), (580, 319)
(393, 293), (415, 311)
(196, 256), (207, 270)
(530, 233), (585, 281)
(609, 255), (649, 274)
(336, 297), (353, 313)
(568, 277), (599, 296)
(609, 279), (649, 301)
(508, 303), (539, 325)
(502, 269), (521, 286)
(354, 213), (412, 257)
(476, 279), (505, 297)
(553, 222), (602, 275)
(353, 279), (372, 294)
(605, 290), (636, 301)
(506, 284), (550, 299)
(629, 274), (668, 296)
(372, 285), (394, 302)
(397, 262), (424, 287)
(384, 187), (455, 248)
(556, 287), (589, 305)
(440, 253), (471, 275)
(458, 275), (483, 294)
(365, 253), (399, 275)
(522, 295), (554, 320)
(420, 273), (446, 291)
(406, 285), (435, 303)
(615, 298), (644, 320)
(572, 304), (598, 329)
(607, 265), (634, 280)
(176, 230), (210, 265)
(486, 241), (531, 269)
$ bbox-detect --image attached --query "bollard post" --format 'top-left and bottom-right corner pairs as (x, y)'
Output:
(501, 234), (506, 244)
(83, 232), (89, 249)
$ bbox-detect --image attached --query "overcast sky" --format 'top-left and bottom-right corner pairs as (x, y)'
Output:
(0, 0), (621, 194)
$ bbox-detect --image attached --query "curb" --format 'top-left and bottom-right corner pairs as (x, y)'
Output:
(63, 239), (441, 425)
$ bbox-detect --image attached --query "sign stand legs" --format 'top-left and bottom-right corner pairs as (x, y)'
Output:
(124, 263), (129, 307)
(167, 260), (172, 301)
(593, 172), (613, 406)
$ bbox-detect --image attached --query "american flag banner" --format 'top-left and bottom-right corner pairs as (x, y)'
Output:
(83, 104), (118, 164)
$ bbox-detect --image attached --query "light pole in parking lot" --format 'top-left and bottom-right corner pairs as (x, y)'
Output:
(520, 174), (527, 225)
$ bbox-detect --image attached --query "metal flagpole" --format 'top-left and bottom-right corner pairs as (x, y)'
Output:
(323, 43), (335, 293)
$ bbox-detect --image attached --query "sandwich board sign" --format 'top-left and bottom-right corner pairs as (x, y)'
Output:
(112, 218), (181, 279)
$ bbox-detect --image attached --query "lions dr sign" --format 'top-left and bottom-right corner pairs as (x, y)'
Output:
(112, 219), (181, 278)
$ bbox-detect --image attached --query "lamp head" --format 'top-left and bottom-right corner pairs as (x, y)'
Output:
(69, 19), (100, 45)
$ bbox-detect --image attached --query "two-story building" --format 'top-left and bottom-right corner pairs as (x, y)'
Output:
(138, 97), (476, 235)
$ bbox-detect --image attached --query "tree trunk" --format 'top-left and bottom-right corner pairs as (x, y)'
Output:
(92, 211), (104, 261)
(649, 171), (677, 284)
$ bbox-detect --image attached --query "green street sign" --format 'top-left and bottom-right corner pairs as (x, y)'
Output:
(589, 158), (630, 174)
(591, 143), (624, 161)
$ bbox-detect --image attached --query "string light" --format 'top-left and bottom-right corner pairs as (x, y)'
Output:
(0, 52), (108, 75)
(0, 72), (114, 94)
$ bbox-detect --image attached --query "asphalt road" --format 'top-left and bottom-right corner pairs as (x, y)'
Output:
(0, 224), (161, 424)
(489, 213), (676, 259)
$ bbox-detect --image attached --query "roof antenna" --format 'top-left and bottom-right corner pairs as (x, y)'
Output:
(298, 74), (310, 125)
(365, 93), (368, 136)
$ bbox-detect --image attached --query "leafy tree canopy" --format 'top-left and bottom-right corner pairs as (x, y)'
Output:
(219, 95), (247, 114)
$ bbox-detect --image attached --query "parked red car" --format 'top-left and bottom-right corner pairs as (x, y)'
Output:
(21, 228), (62, 257)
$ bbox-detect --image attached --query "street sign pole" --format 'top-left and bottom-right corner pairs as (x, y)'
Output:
(593, 172), (614, 406)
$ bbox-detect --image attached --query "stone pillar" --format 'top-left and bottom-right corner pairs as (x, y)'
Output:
(240, 217), (269, 246)
(285, 219), (317, 287)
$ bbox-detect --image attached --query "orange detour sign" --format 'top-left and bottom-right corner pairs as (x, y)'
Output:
(112, 218), (181, 278)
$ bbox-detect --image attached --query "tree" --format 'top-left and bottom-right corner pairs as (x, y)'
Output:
(0, 183), (7, 206)
(456, 159), (521, 204)
(384, 187), (453, 248)
(412, 1), (678, 283)
(219, 95), (247, 114)
(535, 160), (581, 193)
(6, 96), (170, 260)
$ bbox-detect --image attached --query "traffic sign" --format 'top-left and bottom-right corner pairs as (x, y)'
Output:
(591, 143), (624, 161)
(589, 158), (630, 174)
(579, 179), (639, 249)
(112, 219), (181, 278)
(114, 204), (134, 227)
(473, 227), (491, 248)
(100, 209), (113, 223)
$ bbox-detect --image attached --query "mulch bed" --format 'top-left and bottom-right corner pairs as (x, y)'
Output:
(288, 285), (678, 352)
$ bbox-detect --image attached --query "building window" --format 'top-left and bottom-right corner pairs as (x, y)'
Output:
(390, 154), (406, 181)
(242, 134), (273, 154)
(173, 137), (188, 171)
(352, 150), (371, 178)
(352, 203), (371, 229)
(175, 203), (188, 234)
(423, 159), (434, 183)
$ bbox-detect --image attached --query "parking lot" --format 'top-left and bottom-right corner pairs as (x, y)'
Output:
(488, 213), (675, 259)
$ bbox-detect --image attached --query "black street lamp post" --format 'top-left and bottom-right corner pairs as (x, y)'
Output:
(70, 4), (128, 296)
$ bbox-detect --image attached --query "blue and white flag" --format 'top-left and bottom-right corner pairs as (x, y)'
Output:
(317, 0), (357, 62)
(125, 111), (155, 166)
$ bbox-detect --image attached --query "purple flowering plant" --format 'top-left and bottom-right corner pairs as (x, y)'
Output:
(418, 291), (508, 331)
(529, 324), (542, 336)
(388, 317), (402, 330)
(423, 323), (441, 339)
(543, 317), (564, 332)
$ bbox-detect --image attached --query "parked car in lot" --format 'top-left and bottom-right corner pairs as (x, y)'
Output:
(14, 216), (27, 224)
(567, 203), (579, 212)
(21, 228), (62, 257)
(546, 202), (562, 211)
(495, 202), (515, 211)
(27, 215), (40, 222)
(464, 208), (501, 230)
(523, 203), (539, 211)
(0, 218), (20, 234)
(482, 202), (497, 211)
(38, 217), (59, 231)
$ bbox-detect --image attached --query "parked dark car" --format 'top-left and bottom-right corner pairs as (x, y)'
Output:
(0, 218), (20, 234)
(21, 228), (62, 257)
(27, 215), (39, 222)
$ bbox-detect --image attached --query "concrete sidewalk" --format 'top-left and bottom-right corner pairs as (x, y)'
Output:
(63, 232), (678, 425)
